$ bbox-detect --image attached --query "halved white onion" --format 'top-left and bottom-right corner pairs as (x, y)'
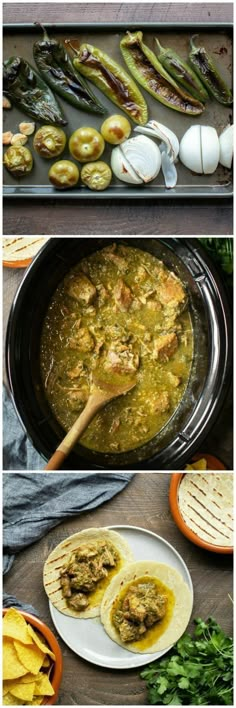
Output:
(134, 120), (179, 162)
(219, 124), (233, 169)
(179, 125), (220, 174)
(111, 135), (161, 184)
(160, 145), (178, 188)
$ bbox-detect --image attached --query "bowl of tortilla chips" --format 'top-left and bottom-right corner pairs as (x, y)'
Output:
(2, 607), (63, 705)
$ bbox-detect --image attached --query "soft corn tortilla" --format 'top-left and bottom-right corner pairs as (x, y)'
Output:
(100, 560), (193, 653)
(3, 238), (49, 263)
(43, 527), (134, 618)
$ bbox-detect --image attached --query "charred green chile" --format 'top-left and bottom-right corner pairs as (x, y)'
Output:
(189, 35), (233, 106)
(120, 31), (204, 116)
(155, 37), (208, 102)
(69, 42), (148, 125)
(3, 56), (66, 125)
(33, 25), (105, 114)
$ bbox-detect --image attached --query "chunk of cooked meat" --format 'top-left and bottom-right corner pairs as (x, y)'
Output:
(153, 333), (178, 362)
(152, 391), (170, 415)
(59, 572), (72, 598)
(74, 545), (98, 561)
(167, 372), (181, 388)
(114, 278), (133, 312)
(101, 244), (127, 272)
(99, 545), (117, 567)
(69, 327), (95, 353)
(66, 361), (84, 379)
(125, 594), (147, 623)
(67, 593), (89, 610)
(67, 272), (97, 305)
(67, 387), (89, 410)
(157, 272), (186, 310)
(68, 562), (97, 592)
(104, 348), (139, 374)
(113, 582), (168, 642)
(118, 619), (147, 642)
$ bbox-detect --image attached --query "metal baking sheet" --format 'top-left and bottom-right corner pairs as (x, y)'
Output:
(3, 22), (233, 199)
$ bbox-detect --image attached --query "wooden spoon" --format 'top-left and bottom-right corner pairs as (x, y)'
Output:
(44, 373), (136, 470)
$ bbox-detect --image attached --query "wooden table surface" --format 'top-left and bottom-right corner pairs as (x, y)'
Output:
(3, 472), (233, 705)
(3, 3), (233, 236)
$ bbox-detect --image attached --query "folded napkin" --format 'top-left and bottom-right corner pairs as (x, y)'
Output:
(3, 471), (134, 612)
(3, 385), (44, 470)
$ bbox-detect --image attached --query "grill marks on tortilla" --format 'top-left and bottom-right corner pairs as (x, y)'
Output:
(178, 473), (233, 546)
(3, 237), (49, 260)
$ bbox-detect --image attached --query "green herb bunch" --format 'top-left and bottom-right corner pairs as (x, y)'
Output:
(198, 238), (233, 280)
(140, 617), (233, 705)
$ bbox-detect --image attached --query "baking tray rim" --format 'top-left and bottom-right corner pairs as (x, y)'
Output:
(3, 21), (233, 200)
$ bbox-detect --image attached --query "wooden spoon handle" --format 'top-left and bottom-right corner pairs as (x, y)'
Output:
(44, 392), (106, 471)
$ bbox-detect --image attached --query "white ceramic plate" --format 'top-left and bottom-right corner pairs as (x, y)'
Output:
(49, 525), (193, 669)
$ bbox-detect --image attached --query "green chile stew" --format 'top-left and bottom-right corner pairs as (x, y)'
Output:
(40, 245), (193, 453)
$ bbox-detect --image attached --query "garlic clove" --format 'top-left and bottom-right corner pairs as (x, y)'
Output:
(11, 133), (28, 146)
(134, 120), (179, 162)
(219, 124), (233, 169)
(201, 126), (219, 174)
(19, 122), (35, 136)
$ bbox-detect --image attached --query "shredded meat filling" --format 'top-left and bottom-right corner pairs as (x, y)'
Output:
(60, 541), (118, 611)
(113, 582), (167, 642)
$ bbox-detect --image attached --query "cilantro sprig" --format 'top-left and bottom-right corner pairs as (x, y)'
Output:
(140, 618), (233, 705)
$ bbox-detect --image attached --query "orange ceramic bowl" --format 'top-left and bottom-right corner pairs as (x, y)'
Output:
(3, 257), (33, 269)
(169, 473), (233, 554)
(187, 452), (226, 470)
(2, 608), (63, 704)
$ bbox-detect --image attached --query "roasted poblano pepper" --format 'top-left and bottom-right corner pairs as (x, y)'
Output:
(69, 42), (148, 125)
(189, 35), (233, 106)
(155, 37), (209, 102)
(33, 25), (105, 114)
(120, 31), (204, 116)
(3, 56), (67, 125)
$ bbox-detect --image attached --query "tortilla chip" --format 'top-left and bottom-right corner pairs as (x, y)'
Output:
(42, 655), (50, 667)
(3, 693), (22, 706)
(34, 673), (55, 696)
(13, 640), (44, 675)
(3, 609), (33, 645)
(3, 639), (28, 680)
(8, 682), (36, 702)
(192, 458), (207, 470)
(29, 699), (44, 705)
(27, 624), (56, 660)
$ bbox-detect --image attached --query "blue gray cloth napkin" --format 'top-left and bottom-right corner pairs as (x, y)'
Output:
(3, 385), (44, 470)
(3, 471), (134, 613)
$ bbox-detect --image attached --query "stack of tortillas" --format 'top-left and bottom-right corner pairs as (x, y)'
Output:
(3, 237), (49, 267)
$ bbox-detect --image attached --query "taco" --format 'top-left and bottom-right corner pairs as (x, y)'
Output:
(43, 527), (134, 618)
(100, 560), (193, 653)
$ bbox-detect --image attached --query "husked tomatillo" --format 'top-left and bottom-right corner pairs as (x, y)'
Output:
(48, 160), (79, 189)
(69, 127), (105, 162)
(81, 161), (112, 190)
(33, 125), (66, 158)
(3, 145), (33, 176)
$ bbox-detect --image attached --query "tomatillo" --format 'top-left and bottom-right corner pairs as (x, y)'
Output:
(3, 145), (33, 176)
(33, 125), (66, 158)
(48, 160), (79, 189)
(81, 161), (112, 190)
(69, 127), (105, 162)
(101, 114), (131, 144)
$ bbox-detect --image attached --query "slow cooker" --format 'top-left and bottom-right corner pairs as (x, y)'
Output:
(6, 238), (232, 470)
